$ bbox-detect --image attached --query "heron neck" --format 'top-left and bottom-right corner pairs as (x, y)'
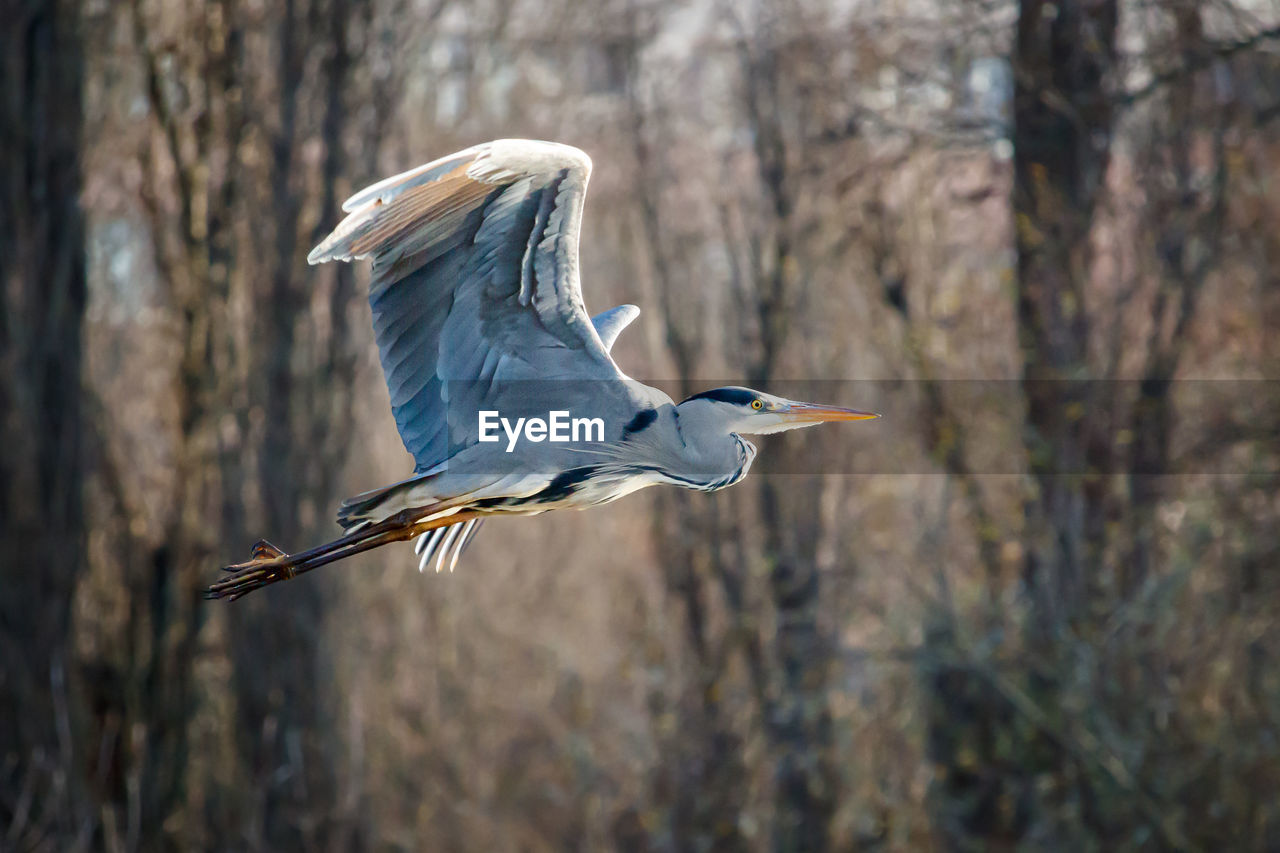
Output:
(669, 400), (753, 477)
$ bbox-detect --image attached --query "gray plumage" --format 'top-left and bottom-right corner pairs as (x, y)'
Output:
(208, 140), (876, 599)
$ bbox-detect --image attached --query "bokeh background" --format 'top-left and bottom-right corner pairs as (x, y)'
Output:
(4, 0), (1280, 850)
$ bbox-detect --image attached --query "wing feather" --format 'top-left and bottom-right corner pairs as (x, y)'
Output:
(591, 305), (640, 351)
(310, 139), (619, 472)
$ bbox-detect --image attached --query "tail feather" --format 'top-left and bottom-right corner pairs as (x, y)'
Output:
(337, 472), (436, 530)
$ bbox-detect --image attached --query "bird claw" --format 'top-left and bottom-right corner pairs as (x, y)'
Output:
(251, 539), (286, 561)
(207, 560), (293, 600)
(221, 540), (288, 572)
(207, 542), (297, 600)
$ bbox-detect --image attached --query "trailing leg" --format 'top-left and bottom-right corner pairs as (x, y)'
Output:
(206, 509), (481, 601)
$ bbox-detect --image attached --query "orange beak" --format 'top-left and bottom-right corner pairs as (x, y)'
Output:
(781, 402), (880, 424)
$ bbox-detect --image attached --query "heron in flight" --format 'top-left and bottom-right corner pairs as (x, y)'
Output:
(208, 140), (877, 600)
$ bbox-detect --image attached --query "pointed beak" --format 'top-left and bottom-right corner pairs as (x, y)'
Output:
(781, 401), (880, 424)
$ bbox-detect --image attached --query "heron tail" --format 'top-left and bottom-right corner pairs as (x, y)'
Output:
(337, 471), (437, 530)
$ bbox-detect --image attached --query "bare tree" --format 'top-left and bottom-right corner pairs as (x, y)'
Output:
(0, 0), (88, 844)
(7, 0), (1280, 849)
(1012, 0), (1119, 625)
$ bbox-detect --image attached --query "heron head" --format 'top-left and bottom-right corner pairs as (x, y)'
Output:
(678, 386), (879, 435)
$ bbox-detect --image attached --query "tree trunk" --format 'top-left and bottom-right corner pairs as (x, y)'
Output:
(925, 2), (1121, 846)
(1012, 0), (1118, 625)
(0, 0), (88, 840)
(227, 0), (357, 844)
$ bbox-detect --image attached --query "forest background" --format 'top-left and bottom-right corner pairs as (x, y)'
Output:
(3, 0), (1280, 850)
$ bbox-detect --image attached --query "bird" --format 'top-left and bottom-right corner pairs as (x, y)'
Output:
(206, 139), (878, 601)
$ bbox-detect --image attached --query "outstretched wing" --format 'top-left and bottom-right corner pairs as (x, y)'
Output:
(309, 140), (621, 472)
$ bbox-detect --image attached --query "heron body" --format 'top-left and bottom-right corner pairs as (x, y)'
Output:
(208, 140), (876, 600)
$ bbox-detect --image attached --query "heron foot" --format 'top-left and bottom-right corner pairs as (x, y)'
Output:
(220, 539), (287, 572)
(207, 545), (299, 601)
(206, 512), (450, 602)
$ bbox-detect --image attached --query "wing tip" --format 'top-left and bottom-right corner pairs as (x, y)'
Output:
(308, 200), (382, 265)
(338, 145), (482, 212)
(307, 240), (353, 266)
(312, 138), (592, 265)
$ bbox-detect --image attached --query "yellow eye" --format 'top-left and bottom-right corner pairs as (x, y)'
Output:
(751, 399), (763, 410)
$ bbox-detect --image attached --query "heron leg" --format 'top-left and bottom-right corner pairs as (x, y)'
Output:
(205, 509), (482, 601)
(217, 507), (440, 578)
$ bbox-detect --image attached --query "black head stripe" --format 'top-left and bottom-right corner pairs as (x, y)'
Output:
(682, 387), (758, 407)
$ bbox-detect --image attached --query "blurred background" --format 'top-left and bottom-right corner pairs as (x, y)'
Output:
(3, 0), (1280, 850)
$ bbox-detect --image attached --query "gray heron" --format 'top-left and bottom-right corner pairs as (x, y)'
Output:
(207, 139), (877, 601)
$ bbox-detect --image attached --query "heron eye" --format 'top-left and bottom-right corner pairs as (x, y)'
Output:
(751, 399), (763, 410)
